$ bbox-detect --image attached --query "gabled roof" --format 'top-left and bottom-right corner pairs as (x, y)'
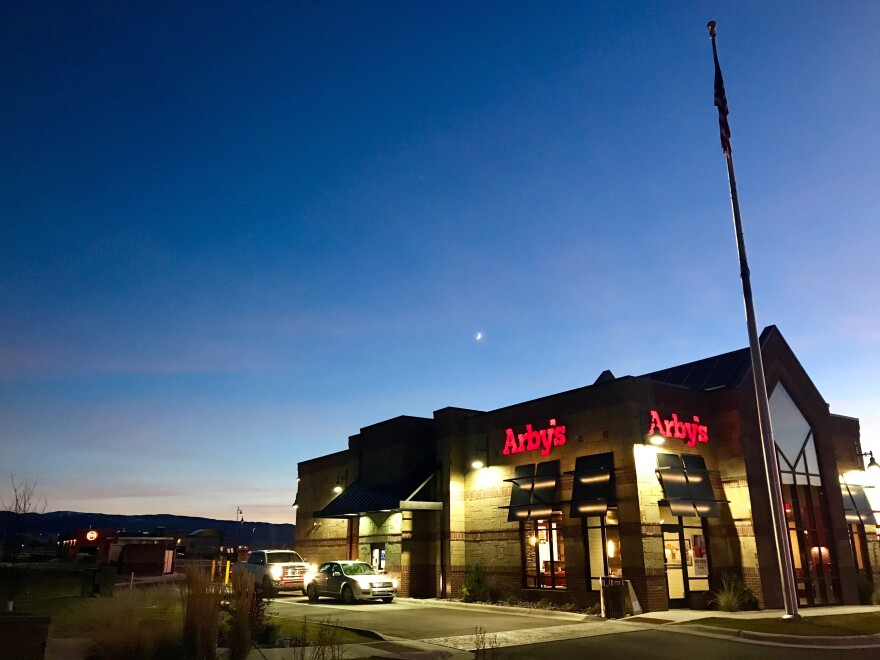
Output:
(639, 326), (777, 391)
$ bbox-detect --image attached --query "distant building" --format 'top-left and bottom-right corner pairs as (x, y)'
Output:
(60, 526), (224, 575)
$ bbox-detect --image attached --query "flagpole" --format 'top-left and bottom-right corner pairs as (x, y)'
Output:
(707, 20), (800, 620)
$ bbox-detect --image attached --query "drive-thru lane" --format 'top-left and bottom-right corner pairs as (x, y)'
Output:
(269, 595), (595, 641)
(269, 596), (880, 658)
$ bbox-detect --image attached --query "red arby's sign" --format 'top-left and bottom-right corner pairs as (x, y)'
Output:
(503, 419), (566, 456)
(649, 410), (708, 447)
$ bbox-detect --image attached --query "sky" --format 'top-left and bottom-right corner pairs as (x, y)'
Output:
(2, 2), (879, 525)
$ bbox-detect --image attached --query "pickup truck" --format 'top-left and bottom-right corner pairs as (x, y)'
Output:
(233, 550), (311, 596)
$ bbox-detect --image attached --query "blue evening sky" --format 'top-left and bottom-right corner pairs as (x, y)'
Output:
(2, 2), (879, 523)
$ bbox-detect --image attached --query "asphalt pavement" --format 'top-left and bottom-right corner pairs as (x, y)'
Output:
(268, 595), (880, 659)
(495, 628), (875, 659)
(269, 594), (585, 640)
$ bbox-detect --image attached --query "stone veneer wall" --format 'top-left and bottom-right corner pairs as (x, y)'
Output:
(293, 451), (352, 565)
(358, 512), (402, 588)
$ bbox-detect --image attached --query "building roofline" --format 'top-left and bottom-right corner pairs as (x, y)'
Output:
(358, 414), (433, 433)
(298, 449), (348, 469)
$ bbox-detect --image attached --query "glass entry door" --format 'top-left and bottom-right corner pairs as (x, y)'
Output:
(662, 525), (686, 605)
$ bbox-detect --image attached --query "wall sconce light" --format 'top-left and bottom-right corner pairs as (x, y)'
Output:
(861, 451), (880, 473)
(331, 468), (349, 494)
(471, 447), (489, 470)
(639, 408), (665, 445)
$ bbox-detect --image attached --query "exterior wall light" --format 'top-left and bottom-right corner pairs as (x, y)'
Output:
(862, 451), (880, 473)
(648, 432), (666, 446)
(471, 443), (489, 470)
(332, 469), (348, 494)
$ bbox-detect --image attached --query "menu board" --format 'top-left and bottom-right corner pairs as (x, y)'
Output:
(692, 534), (708, 576)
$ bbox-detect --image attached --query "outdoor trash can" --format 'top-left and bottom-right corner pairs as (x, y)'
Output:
(600, 576), (627, 619)
(0, 612), (51, 660)
(97, 565), (117, 596)
(80, 568), (100, 596)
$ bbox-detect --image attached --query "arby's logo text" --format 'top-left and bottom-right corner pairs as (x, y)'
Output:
(649, 410), (708, 447)
(503, 419), (566, 457)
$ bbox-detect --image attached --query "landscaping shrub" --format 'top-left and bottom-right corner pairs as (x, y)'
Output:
(225, 571), (255, 660)
(87, 586), (183, 660)
(505, 594), (521, 607)
(473, 626), (500, 660)
(872, 588), (880, 606)
(856, 573), (874, 605)
(710, 573), (759, 612)
(461, 565), (489, 602)
(181, 569), (221, 660)
(284, 617), (345, 660)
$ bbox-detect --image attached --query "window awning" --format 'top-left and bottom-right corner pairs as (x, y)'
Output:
(841, 481), (878, 526)
(313, 469), (441, 519)
(656, 453), (725, 518)
(567, 452), (615, 517)
(500, 460), (561, 522)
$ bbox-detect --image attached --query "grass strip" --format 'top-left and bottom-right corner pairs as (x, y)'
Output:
(270, 613), (377, 645)
(681, 612), (880, 637)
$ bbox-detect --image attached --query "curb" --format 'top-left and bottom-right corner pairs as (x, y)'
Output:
(671, 623), (880, 649)
(395, 598), (592, 623)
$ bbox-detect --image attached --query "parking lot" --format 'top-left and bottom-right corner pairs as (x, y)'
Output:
(268, 593), (595, 642)
(266, 596), (880, 659)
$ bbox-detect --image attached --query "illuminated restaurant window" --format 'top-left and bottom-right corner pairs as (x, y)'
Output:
(840, 480), (876, 588)
(584, 508), (621, 591)
(522, 515), (565, 589)
(770, 383), (839, 605)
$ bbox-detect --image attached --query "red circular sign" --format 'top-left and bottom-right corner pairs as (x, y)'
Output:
(85, 530), (98, 541)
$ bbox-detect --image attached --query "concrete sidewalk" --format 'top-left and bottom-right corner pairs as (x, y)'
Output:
(629, 603), (880, 623)
(394, 597), (591, 622)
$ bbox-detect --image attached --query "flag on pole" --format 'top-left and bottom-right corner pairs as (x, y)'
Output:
(709, 22), (732, 154)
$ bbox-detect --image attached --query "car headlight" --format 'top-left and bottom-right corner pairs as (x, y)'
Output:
(303, 569), (315, 585)
(270, 565), (283, 580)
(355, 577), (373, 590)
(392, 578), (399, 589)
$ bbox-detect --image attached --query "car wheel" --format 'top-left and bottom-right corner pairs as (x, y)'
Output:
(262, 577), (276, 598)
(307, 584), (319, 602)
(381, 597), (394, 603)
(341, 584), (355, 604)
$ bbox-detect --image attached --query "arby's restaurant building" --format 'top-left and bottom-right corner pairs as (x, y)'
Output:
(294, 326), (879, 611)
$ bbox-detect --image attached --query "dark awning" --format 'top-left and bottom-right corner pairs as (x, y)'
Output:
(500, 460), (561, 521)
(568, 452), (615, 517)
(841, 481), (878, 526)
(501, 465), (536, 523)
(656, 453), (724, 518)
(313, 470), (441, 519)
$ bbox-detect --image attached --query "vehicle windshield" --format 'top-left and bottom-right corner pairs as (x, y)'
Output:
(341, 562), (379, 576)
(267, 552), (304, 564)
